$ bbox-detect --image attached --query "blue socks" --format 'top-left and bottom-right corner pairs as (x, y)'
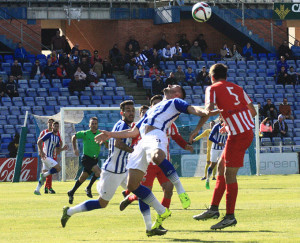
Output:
(85, 200), (101, 211)
(67, 200), (101, 216)
(208, 167), (213, 177)
(49, 167), (58, 174)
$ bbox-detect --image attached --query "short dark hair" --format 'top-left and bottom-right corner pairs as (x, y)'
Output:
(139, 105), (149, 114)
(48, 118), (54, 123)
(89, 117), (98, 122)
(209, 63), (228, 81)
(120, 100), (134, 111)
(150, 95), (163, 106)
(180, 86), (186, 100)
(53, 121), (59, 125)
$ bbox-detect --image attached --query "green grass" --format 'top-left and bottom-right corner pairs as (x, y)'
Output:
(0, 175), (300, 242)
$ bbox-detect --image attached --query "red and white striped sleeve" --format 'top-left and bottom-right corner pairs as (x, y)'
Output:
(205, 86), (216, 107)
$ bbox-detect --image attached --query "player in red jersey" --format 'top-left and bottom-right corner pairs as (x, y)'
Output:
(120, 95), (193, 211)
(38, 118), (61, 194)
(191, 63), (257, 230)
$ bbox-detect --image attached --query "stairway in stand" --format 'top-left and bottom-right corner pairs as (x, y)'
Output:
(114, 71), (150, 106)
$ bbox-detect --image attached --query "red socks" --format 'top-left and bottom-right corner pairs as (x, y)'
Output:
(161, 197), (171, 208)
(226, 182), (238, 215)
(45, 175), (52, 189)
(211, 175), (226, 206)
(128, 194), (138, 202)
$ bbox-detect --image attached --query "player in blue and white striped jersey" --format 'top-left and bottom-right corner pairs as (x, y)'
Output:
(206, 117), (228, 189)
(94, 85), (221, 234)
(34, 121), (68, 195)
(61, 100), (135, 228)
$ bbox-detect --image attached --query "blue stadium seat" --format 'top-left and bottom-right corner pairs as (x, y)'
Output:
(9, 106), (21, 116)
(0, 125), (3, 134)
(115, 87), (125, 96)
(18, 79), (29, 89)
(113, 96), (123, 104)
(91, 96), (102, 105)
(294, 137), (300, 145)
(2, 63), (11, 73)
(183, 86), (193, 95)
(59, 88), (70, 96)
(282, 147), (293, 153)
(82, 87), (92, 96)
(2, 97), (12, 106)
(255, 85), (265, 94)
(265, 85), (275, 94)
(0, 106), (9, 116)
(102, 96), (113, 105)
(34, 97), (46, 106)
(25, 143), (34, 153)
(80, 96), (91, 105)
(24, 97), (35, 106)
(29, 79), (39, 89)
(272, 137), (282, 146)
(40, 79), (51, 89)
(26, 88), (37, 97)
(46, 97), (58, 106)
(196, 61), (206, 68)
(107, 78), (117, 87)
(21, 106), (31, 115)
(57, 96), (69, 106)
(261, 137), (272, 146)
(63, 79), (71, 87)
(32, 106), (44, 116)
(23, 62), (32, 72)
(4, 125), (15, 134)
(7, 115), (18, 125)
(143, 78), (152, 90)
(49, 87), (60, 97)
(247, 69), (256, 78)
(36, 88), (47, 97)
(26, 134), (36, 144)
(28, 125), (36, 134)
(267, 69), (275, 77)
(293, 145), (300, 152)
(104, 87), (115, 96)
(69, 96), (80, 106)
(294, 111), (300, 120)
(271, 146), (281, 153)
(93, 87), (104, 96)
(176, 61), (185, 67)
(285, 85), (294, 93)
(193, 86), (203, 94)
(52, 79), (62, 88)
(44, 105), (55, 115)
(257, 61), (267, 69)
(1, 134), (12, 143)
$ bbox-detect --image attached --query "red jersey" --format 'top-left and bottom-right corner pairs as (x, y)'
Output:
(205, 80), (254, 136)
(39, 129), (61, 159)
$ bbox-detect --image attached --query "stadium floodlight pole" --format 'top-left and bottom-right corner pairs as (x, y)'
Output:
(24, 110), (29, 127)
(254, 104), (260, 176)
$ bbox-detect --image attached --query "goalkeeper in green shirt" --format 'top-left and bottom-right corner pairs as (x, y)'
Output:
(67, 117), (107, 204)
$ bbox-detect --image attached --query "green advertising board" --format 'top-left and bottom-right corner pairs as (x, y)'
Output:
(273, 3), (300, 20)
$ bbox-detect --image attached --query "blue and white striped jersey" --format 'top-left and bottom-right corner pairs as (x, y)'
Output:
(102, 120), (132, 174)
(136, 98), (189, 137)
(41, 132), (60, 158)
(209, 123), (228, 150)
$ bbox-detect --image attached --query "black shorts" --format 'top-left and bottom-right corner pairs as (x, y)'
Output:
(81, 155), (99, 175)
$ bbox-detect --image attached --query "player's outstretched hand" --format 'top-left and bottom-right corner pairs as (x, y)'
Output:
(95, 130), (111, 144)
(208, 109), (222, 117)
(184, 144), (194, 153)
(189, 130), (199, 144)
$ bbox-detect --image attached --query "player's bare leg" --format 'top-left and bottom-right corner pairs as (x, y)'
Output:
(85, 165), (101, 198)
(206, 162), (217, 189)
(161, 181), (173, 208)
(35, 164), (61, 195)
(152, 148), (190, 209)
(67, 171), (89, 204)
(42, 169), (48, 194)
(193, 157), (224, 221)
(202, 161), (210, 180)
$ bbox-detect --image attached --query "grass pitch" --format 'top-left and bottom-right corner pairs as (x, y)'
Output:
(0, 175), (299, 243)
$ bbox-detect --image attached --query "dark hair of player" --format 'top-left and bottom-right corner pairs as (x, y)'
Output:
(89, 117), (98, 122)
(120, 100), (135, 111)
(209, 63), (228, 81)
(139, 105), (149, 114)
(150, 95), (163, 106)
(53, 121), (59, 125)
(48, 118), (54, 123)
(180, 86), (186, 100)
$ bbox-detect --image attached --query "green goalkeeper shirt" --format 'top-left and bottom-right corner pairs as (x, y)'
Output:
(75, 130), (101, 158)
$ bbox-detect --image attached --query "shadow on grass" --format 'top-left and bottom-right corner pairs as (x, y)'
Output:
(175, 230), (278, 233)
(165, 239), (233, 242)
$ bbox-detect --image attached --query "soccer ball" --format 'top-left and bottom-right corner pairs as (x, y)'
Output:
(192, 2), (212, 22)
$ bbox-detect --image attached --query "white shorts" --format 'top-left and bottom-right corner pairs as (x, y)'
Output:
(42, 157), (58, 171)
(127, 129), (168, 173)
(210, 149), (224, 163)
(97, 170), (128, 201)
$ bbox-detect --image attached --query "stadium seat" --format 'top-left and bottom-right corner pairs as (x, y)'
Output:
(37, 88), (48, 97)
(18, 79), (29, 89)
(116, 87), (125, 96)
(271, 146), (281, 153)
(44, 106), (55, 115)
(143, 78), (152, 90)
(26, 88), (37, 97)
(1, 134), (12, 143)
(28, 125), (36, 134)
(59, 88), (70, 96)
(69, 96), (80, 106)
(0, 106), (9, 116)
(58, 96), (69, 106)
(183, 86), (193, 95)
(2, 63), (11, 73)
(35, 97), (46, 106)
(21, 106), (31, 115)
(2, 97), (12, 106)
(104, 87), (115, 96)
(4, 125), (15, 134)
(32, 106), (44, 116)
(24, 97), (35, 106)
(107, 78), (117, 87)
(63, 79), (71, 87)
(102, 96), (113, 105)
(26, 134), (36, 144)
(52, 79), (62, 88)
(0, 115), (7, 125)
(49, 88), (60, 97)
(40, 79), (51, 89)
(272, 137), (282, 146)
(82, 87), (93, 96)
(294, 137), (300, 145)
(9, 106), (21, 116)
(93, 87), (104, 96)
(261, 137), (272, 146)
(282, 146), (293, 153)
(46, 97), (58, 106)
(113, 95), (123, 104)
(80, 96), (91, 105)
(293, 145), (300, 152)
(7, 115), (18, 125)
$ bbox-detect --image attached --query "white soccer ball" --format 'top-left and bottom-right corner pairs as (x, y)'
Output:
(192, 2), (212, 23)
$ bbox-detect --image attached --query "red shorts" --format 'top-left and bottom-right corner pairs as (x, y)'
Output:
(222, 130), (253, 168)
(141, 163), (169, 187)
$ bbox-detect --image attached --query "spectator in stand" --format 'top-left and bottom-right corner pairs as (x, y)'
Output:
(220, 43), (233, 61)
(141, 45), (153, 59)
(277, 56), (289, 73)
(68, 75), (86, 95)
(165, 72), (178, 86)
(196, 66), (210, 86)
(66, 59), (77, 79)
(56, 64), (68, 79)
(124, 51), (136, 78)
(93, 60), (103, 79)
(243, 42), (254, 61)
(159, 70), (167, 79)
(152, 75), (164, 95)
(109, 44), (123, 70)
(194, 34), (208, 53)
(91, 50), (102, 66)
(11, 60), (23, 81)
(148, 48), (160, 69)
(58, 52), (69, 66)
(44, 58), (57, 79)
(287, 66), (299, 85)
(79, 57), (90, 75)
(102, 58), (113, 77)
(74, 67), (87, 81)
(80, 50), (90, 64)
(263, 98), (278, 120)
(279, 98), (294, 120)
(14, 42), (27, 64)
(149, 64), (160, 78)
(162, 44), (173, 61)
(178, 33), (191, 54)
(291, 40), (300, 59)
(278, 40), (293, 60)
(90, 79), (103, 89)
(189, 41), (202, 61)
(185, 67), (196, 86)
(135, 65), (146, 88)
(86, 68), (98, 86)
(6, 76), (19, 98)
(70, 50), (80, 65)
(62, 35), (71, 54)
(257, 102), (264, 121)
(174, 65), (185, 84)
(135, 51), (148, 68)
(260, 117), (273, 138)
(8, 133), (19, 158)
(273, 114), (289, 138)
(0, 77), (6, 99)
(71, 44), (80, 55)
(171, 42), (183, 61)
(51, 30), (65, 54)
(30, 60), (44, 80)
(277, 66), (289, 85)
(231, 44), (244, 61)
(125, 36), (140, 52)
(155, 33), (169, 51)
(49, 50), (58, 65)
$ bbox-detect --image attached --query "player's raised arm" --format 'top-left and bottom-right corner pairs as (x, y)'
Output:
(94, 126), (140, 144)
(71, 134), (79, 156)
